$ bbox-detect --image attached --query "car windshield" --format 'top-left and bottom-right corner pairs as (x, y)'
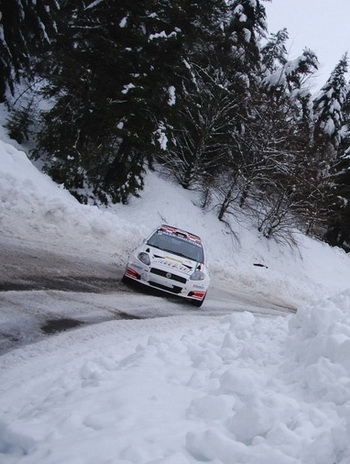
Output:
(147, 231), (204, 262)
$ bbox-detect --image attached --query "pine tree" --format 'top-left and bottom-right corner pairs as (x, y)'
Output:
(34, 0), (176, 202)
(0, 0), (59, 101)
(311, 55), (350, 249)
(225, 0), (267, 71)
(34, 0), (230, 204)
(160, 0), (271, 196)
(261, 28), (288, 74)
(203, 0), (270, 219)
(262, 45), (318, 98)
(313, 54), (349, 151)
(324, 149), (350, 251)
(323, 83), (350, 251)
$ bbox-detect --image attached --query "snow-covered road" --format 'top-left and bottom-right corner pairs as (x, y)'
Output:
(0, 238), (294, 355)
(0, 236), (120, 293)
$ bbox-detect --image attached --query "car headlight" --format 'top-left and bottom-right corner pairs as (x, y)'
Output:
(138, 252), (151, 266)
(190, 270), (205, 281)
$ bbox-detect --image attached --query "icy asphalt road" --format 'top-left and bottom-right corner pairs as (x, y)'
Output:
(0, 239), (295, 355)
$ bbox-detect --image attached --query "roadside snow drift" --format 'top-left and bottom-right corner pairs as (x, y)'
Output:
(1, 292), (350, 463)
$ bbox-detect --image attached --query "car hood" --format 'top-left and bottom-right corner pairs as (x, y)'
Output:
(146, 246), (198, 275)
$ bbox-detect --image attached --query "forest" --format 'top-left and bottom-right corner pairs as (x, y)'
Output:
(1, 0), (350, 251)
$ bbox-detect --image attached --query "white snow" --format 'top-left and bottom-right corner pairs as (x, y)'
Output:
(321, 117), (336, 136)
(168, 86), (176, 106)
(1, 118), (350, 463)
(243, 28), (252, 43)
(119, 16), (128, 28)
(122, 83), (136, 95)
(154, 123), (168, 151)
(149, 31), (177, 41)
(264, 53), (318, 91)
(85, 0), (104, 10)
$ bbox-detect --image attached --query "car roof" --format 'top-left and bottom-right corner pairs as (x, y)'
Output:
(158, 224), (202, 244)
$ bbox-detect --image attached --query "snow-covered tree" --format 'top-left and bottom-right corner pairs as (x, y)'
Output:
(313, 54), (349, 151)
(262, 47), (318, 96)
(323, 81), (350, 251)
(210, 20), (321, 238)
(161, 68), (239, 190)
(33, 0), (230, 204)
(324, 148), (350, 252)
(214, 85), (318, 236)
(261, 28), (288, 73)
(0, 0), (59, 101)
(221, 0), (267, 94)
(310, 55), (350, 247)
(226, 0), (267, 63)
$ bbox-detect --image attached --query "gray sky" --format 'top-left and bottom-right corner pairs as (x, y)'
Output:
(264, 0), (350, 92)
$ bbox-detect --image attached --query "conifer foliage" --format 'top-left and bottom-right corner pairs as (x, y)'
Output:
(320, 55), (350, 250)
(0, 0), (58, 102)
(313, 54), (349, 151)
(34, 0), (230, 203)
(4, 0), (350, 251)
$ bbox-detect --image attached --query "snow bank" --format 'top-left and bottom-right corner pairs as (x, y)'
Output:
(0, 139), (138, 260)
(2, 292), (350, 463)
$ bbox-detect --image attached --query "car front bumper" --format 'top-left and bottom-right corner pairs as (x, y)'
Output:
(125, 261), (207, 302)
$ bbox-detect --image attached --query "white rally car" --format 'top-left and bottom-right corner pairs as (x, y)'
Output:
(122, 224), (210, 307)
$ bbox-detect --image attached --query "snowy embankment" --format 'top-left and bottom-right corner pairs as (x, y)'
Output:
(1, 137), (350, 463)
(1, 138), (349, 307)
(2, 293), (350, 463)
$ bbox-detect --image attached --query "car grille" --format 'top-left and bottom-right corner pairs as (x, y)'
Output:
(150, 267), (187, 284)
(149, 281), (183, 294)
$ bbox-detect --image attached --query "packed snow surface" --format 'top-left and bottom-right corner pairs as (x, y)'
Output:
(1, 131), (350, 463)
